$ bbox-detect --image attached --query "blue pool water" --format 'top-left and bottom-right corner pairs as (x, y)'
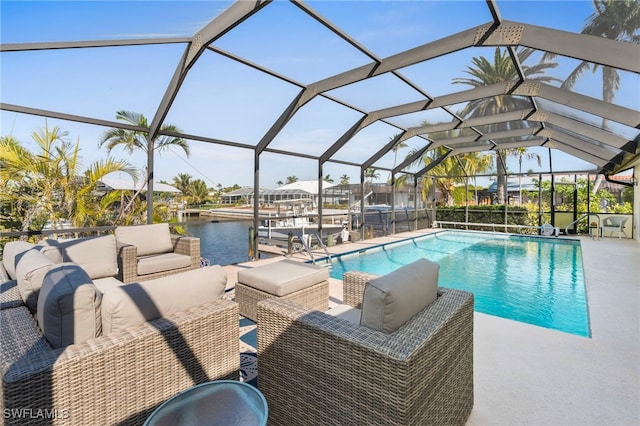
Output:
(330, 230), (590, 337)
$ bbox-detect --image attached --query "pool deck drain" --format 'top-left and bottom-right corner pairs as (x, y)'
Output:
(225, 230), (639, 425)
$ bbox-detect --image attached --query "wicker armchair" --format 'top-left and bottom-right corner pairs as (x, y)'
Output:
(257, 270), (474, 426)
(115, 224), (201, 283)
(0, 295), (239, 426)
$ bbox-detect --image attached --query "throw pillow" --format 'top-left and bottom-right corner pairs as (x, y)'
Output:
(360, 258), (439, 334)
(15, 249), (56, 312)
(37, 263), (102, 349)
(2, 241), (36, 280)
(114, 223), (173, 257)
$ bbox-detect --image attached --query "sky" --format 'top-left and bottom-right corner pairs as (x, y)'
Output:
(1, 0), (639, 189)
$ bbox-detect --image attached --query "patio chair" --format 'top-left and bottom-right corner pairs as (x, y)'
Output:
(115, 223), (201, 283)
(601, 216), (629, 239)
(257, 259), (474, 426)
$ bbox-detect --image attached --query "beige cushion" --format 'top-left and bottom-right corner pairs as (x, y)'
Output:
(15, 249), (56, 312)
(326, 304), (361, 325)
(137, 253), (192, 276)
(115, 223), (173, 257)
(2, 241), (36, 280)
(101, 265), (227, 334)
(237, 260), (329, 297)
(93, 276), (125, 294)
(38, 240), (64, 264)
(37, 263), (102, 349)
(39, 235), (118, 280)
(360, 258), (439, 334)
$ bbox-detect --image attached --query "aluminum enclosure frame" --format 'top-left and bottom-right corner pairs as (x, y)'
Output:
(1, 0), (638, 243)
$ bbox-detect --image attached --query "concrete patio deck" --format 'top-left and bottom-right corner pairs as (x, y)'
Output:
(224, 230), (640, 425)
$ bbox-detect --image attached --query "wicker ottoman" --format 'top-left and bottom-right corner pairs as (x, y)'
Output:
(235, 260), (329, 321)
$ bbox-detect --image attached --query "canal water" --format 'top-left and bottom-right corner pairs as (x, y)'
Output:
(185, 219), (254, 265)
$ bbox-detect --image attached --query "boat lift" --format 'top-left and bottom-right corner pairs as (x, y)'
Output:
(287, 231), (332, 266)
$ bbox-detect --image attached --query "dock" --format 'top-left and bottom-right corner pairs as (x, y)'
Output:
(177, 208), (259, 221)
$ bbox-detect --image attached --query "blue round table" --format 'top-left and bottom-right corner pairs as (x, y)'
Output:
(144, 380), (268, 426)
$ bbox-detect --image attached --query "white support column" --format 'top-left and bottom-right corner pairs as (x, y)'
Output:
(634, 165), (639, 240)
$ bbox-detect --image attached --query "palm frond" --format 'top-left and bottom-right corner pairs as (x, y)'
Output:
(116, 110), (148, 127)
(560, 61), (592, 90)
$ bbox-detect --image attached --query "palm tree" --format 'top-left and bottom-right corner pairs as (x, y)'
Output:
(172, 173), (192, 195)
(100, 110), (189, 223)
(340, 174), (350, 185)
(364, 168), (380, 182)
(404, 146), (467, 206)
(187, 179), (209, 206)
(78, 158), (139, 226)
(324, 174), (334, 183)
(172, 173), (192, 208)
(285, 176), (298, 184)
(453, 47), (560, 204)
(388, 134), (408, 183)
(544, 0), (640, 127)
(0, 135), (47, 231)
(0, 123), (136, 232)
(513, 147), (542, 205)
(458, 151), (493, 204)
(213, 183), (223, 203)
(396, 122), (492, 206)
(363, 168), (380, 205)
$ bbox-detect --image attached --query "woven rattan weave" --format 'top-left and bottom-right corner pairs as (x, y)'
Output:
(257, 270), (474, 426)
(235, 279), (329, 321)
(0, 299), (240, 426)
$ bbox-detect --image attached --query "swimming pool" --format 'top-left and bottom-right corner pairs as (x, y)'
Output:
(329, 230), (590, 337)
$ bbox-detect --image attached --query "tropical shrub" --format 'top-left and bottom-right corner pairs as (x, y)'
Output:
(0, 126), (137, 233)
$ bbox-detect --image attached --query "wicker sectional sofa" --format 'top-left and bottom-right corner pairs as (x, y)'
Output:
(0, 235), (239, 426)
